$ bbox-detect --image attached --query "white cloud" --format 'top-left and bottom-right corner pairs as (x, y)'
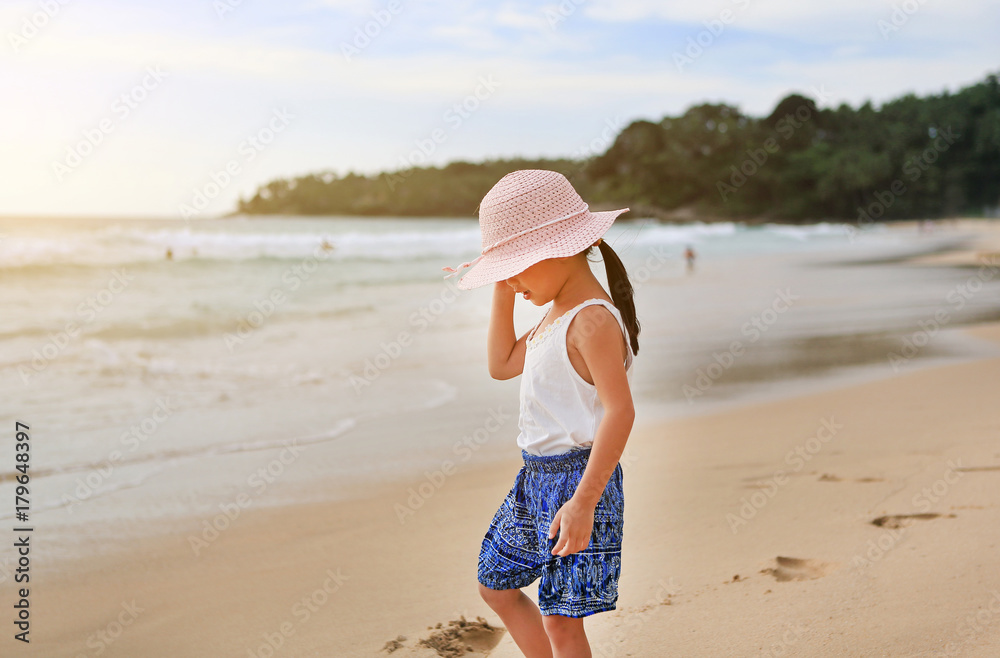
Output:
(583, 0), (997, 44)
(427, 23), (510, 51)
(493, 3), (550, 31)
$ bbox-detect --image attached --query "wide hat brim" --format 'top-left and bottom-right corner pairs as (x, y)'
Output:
(453, 207), (629, 290)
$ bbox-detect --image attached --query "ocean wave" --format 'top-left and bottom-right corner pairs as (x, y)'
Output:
(760, 222), (852, 241)
(0, 221), (481, 270)
(629, 221), (739, 246)
(0, 378), (457, 513)
(0, 218), (867, 271)
(0, 302), (375, 344)
(0, 418), (359, 489)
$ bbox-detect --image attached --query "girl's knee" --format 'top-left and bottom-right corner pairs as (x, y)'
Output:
(478, 582), (521, 609)
(542, 614), (585, 641)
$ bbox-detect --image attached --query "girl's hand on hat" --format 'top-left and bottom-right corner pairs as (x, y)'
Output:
(548, 498), (594, 557)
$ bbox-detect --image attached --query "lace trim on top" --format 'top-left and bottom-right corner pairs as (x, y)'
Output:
(526, 299), (602, 350)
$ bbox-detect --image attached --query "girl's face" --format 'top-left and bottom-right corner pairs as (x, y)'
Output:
(505, 256), (570, 305)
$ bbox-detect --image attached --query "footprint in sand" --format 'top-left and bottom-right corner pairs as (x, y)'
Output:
(382, 616), (505, 657)
(818, 473), (884, 482)
(760, 556), (836, 582)
(870, 513), (955, 529)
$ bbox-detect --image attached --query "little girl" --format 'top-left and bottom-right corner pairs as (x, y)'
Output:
(442, 170), (639, 657)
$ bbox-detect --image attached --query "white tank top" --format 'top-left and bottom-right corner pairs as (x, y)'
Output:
(516, 298), (635, 456)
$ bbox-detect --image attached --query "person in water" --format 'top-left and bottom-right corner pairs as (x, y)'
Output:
(684, 244), (695, 273)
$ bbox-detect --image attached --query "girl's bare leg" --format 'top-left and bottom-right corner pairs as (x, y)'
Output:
(478, 583), (553, 658)
(542, 615), (591, 658)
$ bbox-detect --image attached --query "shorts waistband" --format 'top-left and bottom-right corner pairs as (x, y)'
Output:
(521, 448), (591, 472)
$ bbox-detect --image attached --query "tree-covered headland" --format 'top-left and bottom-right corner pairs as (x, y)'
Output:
(236, 73), (1000, 223)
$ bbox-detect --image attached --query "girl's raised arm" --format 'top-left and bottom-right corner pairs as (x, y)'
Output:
(486, 282), (528, 380)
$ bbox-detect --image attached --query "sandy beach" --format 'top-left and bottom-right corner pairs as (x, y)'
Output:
(2, 221), (996, 657)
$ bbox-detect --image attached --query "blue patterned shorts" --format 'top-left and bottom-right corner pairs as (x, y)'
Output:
(477, 447), (624, 618)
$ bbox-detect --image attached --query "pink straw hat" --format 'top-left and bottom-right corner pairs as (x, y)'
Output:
(442, 170), (629, 290)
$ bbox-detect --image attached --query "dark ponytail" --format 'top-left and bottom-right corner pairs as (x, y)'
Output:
(591, 241), (640, 356)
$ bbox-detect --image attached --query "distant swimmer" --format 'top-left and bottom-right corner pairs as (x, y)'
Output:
(684, 245), (696, 273)
(166, 247), (173, 260)
(321, 239), (335, 251)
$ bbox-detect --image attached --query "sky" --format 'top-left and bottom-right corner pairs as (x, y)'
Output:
(2, 0), (998, 218)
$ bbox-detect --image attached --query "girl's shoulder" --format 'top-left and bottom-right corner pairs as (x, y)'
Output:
(573, 297), (619, 318)
(567, 299), (632, 366)
(561, 298), (620, 334)
(566, 298), (625, 339)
